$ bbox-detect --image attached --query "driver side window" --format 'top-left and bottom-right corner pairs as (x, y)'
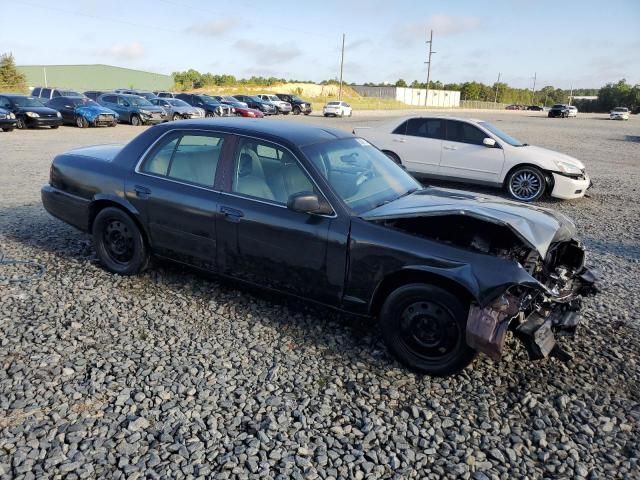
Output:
(231, 138), (314, 204)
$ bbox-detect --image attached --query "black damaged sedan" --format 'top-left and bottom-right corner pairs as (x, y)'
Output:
(41, 119), (597, 376)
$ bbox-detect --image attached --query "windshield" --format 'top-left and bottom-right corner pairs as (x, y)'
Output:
(290, 95), (303, 102)
(478, 121), (524, 147)
(128, 96), (152, 106)
(71, 98), (99, 107)
(303, 137), (421, 214)
(59, 90), (80, 96)
(11, 97), (45, 107)
(613, 107), (627, 112)
(267, 95), (279, 101)
(168, 99), (189, 106)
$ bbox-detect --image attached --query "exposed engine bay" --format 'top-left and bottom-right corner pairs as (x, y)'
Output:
(383, 214), (598, 361)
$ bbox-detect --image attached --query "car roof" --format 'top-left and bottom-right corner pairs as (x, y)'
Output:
(388, 115), (486, 124)
(1, 93), (30, 97)
(162, 118), (352, 146)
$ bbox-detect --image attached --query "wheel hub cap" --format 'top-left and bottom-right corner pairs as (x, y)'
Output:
(511, 171), (542, 200)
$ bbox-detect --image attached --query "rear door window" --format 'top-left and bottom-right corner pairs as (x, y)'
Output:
(141, 133), (224, 188)
(41, 88), (52, 99)
(405, 118), (444, 139)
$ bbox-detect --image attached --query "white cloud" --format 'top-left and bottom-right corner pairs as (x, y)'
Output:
(393, 14), (482, 46)
(233, 40), (301, 65)
(186, 19), (238, 36)
(97, 42), (145, 60)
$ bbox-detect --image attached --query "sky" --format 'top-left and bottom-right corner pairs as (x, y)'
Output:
(2, 0), (639, 89)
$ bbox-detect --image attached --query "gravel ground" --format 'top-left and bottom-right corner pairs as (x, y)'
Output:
(1, 111), (639, 479)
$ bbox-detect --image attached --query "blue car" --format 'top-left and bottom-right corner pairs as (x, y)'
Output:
(47, 96), (119, 128)
(97, 93), (166, 126)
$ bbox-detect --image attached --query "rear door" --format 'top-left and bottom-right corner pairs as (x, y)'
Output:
(439, 120), (505, 183)
(384, 118), (444, 175)
(125, 130), (229, 270)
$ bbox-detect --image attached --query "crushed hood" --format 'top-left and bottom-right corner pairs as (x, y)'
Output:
(361, 187), (576, 257)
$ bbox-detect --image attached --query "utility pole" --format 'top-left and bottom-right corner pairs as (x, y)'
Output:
(568, 84), (573, 105)
(338, 33), (345, 100)
(43, 67), (48, 88)
(494, 72), (501, 104)
(424, 29), (435, 108)
(531, 72), (537, 105)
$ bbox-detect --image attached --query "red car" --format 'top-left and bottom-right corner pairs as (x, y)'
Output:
(235, 107), (264, 118)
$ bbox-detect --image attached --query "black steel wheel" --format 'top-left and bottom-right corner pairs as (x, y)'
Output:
(506, 165), (546, 202)
(93, 207), (149, 275)
(379, 283), (475, 376)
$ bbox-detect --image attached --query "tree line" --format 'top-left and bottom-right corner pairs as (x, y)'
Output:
(1, 54), (637, 112)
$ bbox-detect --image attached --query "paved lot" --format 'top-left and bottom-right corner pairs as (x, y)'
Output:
(1, 111), (639, 479)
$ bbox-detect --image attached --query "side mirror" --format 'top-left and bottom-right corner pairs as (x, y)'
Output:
(483, 138), (497, 147)
(287, 192), (332, 215)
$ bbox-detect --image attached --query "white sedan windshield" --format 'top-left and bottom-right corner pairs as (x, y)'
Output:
(303, 138), (421, 214)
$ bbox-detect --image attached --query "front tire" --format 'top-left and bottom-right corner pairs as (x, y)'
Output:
(16, 117), (27, 129)
(93, 207), (149, 275)
(76, 116), (88, 128)
(293, 106), (301, 115)
(172, 113), (181, 122)
(130, 114), (142, 126)
(380, 284), (475, 376)
(506, 165), (546, 202)
(2, 127), (14, 132)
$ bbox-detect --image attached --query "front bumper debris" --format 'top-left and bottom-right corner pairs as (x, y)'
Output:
(466, 267), (598, 362)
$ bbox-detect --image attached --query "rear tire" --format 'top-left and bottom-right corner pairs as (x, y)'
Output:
(380, 283), (476, 376)
(93, 207), (149, 275)
(383, 151), (402, 165)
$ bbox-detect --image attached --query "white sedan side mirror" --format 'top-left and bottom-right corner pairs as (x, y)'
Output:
(483, 138), (497, 147)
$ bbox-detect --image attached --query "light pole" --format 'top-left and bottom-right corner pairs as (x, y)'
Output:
(338, 33), (345, 100)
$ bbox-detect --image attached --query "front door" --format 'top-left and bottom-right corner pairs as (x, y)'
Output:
(125, 130), (228, 270)
(216, 136), (341, 304)
(439, 120), (505, 183)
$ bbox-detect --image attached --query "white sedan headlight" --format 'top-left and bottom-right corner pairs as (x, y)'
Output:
(56, 111), (62, 118)
(554, 160), (582, 175)
(26, 111), (40, 118)
(9, 112), (15, 119)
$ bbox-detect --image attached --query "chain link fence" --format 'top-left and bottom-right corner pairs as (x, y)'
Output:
(460, 100), (510, 110)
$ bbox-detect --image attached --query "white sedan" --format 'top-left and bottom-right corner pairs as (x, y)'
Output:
(610, 107), (630, 120)
(353, 116), (591, 202)
(323, 101), (352, 117)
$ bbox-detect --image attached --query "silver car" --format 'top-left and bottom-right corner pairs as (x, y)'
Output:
(150, 98), (205, 121)
(256, 94), (292, 114)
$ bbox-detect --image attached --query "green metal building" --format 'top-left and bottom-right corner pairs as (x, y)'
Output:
(17, 64), (173, 92)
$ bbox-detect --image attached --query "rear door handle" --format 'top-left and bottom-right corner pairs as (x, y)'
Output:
(220, 205), (244, 222)
(134, 185), (151, 198)
(393, 138), (406, 143)
(443, 145), (458, 150)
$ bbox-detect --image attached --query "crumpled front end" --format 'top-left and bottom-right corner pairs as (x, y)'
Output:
(466, 239), (598, 362)
(77, 106), (118, 126)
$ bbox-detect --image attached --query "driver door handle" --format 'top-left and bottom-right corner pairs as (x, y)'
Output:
(443, 145), (458, 150)
(393, 138), (406, 143)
